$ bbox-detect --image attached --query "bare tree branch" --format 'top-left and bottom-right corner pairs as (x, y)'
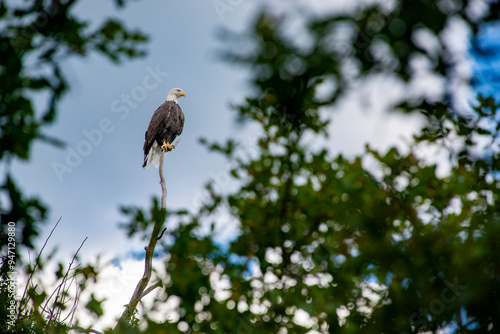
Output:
(160, 149), (167, 209)
(118, 147), (172, 327)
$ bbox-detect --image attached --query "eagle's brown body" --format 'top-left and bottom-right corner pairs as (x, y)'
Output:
(143, 100), (185, 168)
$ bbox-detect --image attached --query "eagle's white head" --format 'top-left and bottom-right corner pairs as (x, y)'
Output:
(166, 88), (187, 103)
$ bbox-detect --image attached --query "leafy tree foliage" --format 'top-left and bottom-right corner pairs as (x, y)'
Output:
(120, 1), (500, 333)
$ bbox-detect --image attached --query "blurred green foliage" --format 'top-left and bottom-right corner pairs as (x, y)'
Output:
(118, 1), (500, 333)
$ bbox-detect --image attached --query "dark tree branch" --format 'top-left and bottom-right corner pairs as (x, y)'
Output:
(157, 227), (167, 241)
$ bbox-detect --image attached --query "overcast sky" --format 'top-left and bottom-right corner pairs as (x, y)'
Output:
(10, 0), (500, 329)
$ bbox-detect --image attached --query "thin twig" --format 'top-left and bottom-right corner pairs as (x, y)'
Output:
(139, 281), (163, 300)
(46, 237), (88, 323)
(19, 217), (62, 314)
(157, 228), (167, 241)
(63, 274), (81, 324)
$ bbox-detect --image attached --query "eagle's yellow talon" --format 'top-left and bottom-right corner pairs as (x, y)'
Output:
(161, 141), (175, 152)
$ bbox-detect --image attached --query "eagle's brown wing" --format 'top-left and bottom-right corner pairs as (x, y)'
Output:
(143, 102), (170, 166)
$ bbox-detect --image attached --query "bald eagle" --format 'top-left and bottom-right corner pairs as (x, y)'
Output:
(143, 88), (186, 168)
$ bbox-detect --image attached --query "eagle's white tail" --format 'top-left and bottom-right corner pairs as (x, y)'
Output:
(145, 141), (162, 169)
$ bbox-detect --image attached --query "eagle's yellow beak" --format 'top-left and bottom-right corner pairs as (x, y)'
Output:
(180, 91), (187, 97)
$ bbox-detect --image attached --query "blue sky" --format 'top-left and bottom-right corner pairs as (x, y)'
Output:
(473, 22), (500, 98)
(12, 1), (499, 265)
